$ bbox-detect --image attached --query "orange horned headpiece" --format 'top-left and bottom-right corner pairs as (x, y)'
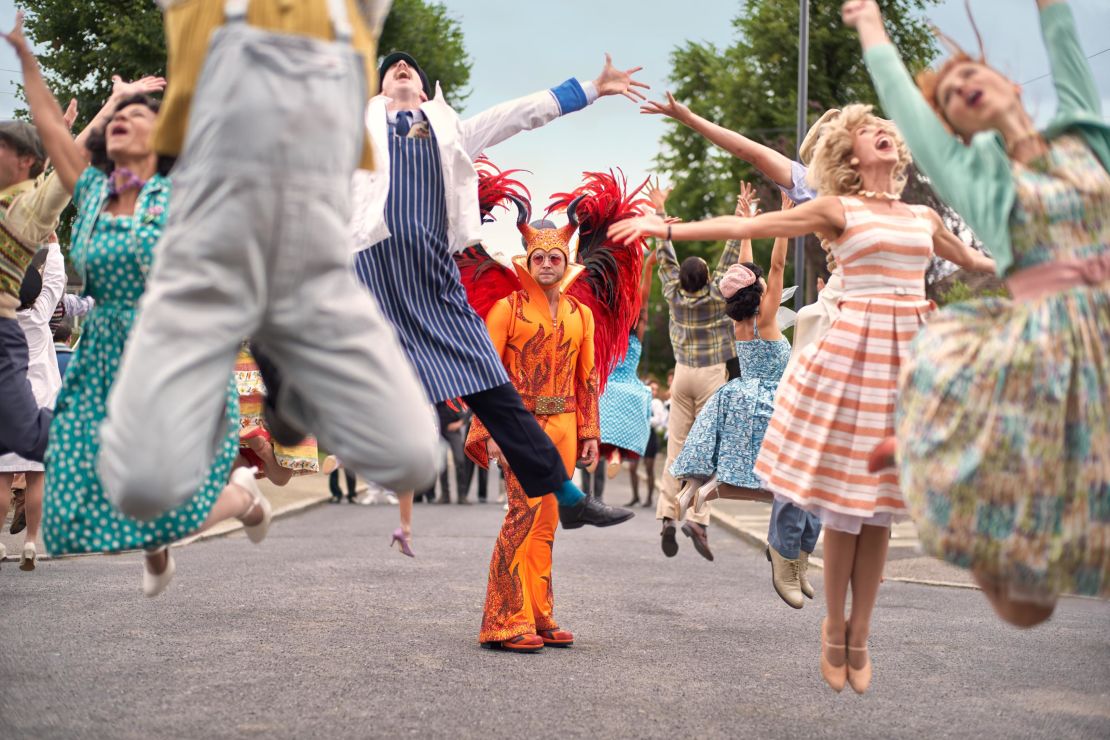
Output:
(507, 194), (586, 262)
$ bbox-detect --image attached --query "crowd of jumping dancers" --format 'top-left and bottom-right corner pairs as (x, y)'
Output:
(0, 0), (1105, 695)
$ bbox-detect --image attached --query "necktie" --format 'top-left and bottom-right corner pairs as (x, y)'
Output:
(395, 111), (413, 137)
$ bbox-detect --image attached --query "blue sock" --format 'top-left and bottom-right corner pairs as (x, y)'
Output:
(554, 479), (586, 506)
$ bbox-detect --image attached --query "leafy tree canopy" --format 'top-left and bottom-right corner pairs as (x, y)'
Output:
(19, 0), (472, 128)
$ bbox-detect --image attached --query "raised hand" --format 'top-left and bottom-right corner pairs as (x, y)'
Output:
(608, 214), (668, 246)
(842, 1), (883, 29)
(593, 54), (650, 102)
(2, 10), (28, 53)
(111, 74), (167, 100)
(62, 98), (78, 130)
(640, 91), (692, 123)
(645, 177), (672, 213)
(735, 181), (760, 217)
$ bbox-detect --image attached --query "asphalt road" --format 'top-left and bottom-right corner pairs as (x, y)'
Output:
(2, 485), (1108, 739)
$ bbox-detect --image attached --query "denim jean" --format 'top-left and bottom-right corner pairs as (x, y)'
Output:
(767, 496), (821, 559)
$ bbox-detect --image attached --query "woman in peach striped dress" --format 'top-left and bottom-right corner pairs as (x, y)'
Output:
(610, 104), (994, 695)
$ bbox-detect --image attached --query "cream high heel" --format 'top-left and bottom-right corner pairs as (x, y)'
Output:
(142, 546), (176, 597)
(692, 476), (720, 515)
(232, 466), (272, 544)
(675, 479), (698, 521)
(19, 541), (36, 571)
(847, 643), (872, 694)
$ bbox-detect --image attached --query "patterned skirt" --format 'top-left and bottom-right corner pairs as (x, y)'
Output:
(755, 296), (933, 533)
(897, 286), (1110, 604)
(234, 348), (319, 475)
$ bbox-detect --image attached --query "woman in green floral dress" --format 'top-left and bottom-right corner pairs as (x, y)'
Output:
(5, 13), (272, 597)
(847, 0), (1109, 625)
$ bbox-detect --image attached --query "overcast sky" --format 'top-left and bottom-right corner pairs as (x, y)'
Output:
(0, 0), (1106, 255)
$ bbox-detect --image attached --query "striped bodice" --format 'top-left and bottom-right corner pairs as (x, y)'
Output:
(833, 197), (934, 299)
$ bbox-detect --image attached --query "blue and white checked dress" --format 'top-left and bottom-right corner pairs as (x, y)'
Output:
(354, 118), (509, 402)
(598, 334), (653, 456)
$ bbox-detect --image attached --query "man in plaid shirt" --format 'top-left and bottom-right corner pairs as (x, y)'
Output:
(648, 183), (745, 561)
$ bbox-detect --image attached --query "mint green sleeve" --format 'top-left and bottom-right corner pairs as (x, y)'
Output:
(863, 43), (1016, 275)
(1042, 3), (1101, 117)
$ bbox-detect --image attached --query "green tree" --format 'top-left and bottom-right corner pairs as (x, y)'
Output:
(644, 0), (944, 380)
(19, 0), (472, 128)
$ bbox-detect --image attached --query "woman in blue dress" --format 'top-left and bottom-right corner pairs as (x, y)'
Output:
(7, 18), (270, 597)
(670, 192), (793, 513)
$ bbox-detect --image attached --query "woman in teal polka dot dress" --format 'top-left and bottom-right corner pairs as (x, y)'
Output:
(8, 17), (271, 597)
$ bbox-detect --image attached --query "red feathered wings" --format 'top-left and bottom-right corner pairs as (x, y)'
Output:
(548, 170), (652, 392)
(454, 158), (525, 318)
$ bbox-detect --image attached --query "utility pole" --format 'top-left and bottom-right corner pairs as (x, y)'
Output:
(793, 0), (810, 309)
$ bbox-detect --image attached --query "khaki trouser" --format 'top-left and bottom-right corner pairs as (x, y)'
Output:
(657, 362), (727, 526)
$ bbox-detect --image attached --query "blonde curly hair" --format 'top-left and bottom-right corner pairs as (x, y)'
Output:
(804, 104), (912, 198)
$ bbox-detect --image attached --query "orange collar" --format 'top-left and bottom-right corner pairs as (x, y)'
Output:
(511, 256), (585, 317)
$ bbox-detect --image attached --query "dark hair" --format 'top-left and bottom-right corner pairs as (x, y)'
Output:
(724, 262), (765, 322)
(85, 94), (175, 176)
(18, 248), (49, 310)
(679, 256), (709, 293)
(53, 321), (73, 343)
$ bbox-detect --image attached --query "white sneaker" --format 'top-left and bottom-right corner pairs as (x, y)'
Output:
(142, 546), (176, 597)
(231, 466), (272, 544)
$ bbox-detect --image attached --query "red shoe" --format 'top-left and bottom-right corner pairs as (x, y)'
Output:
(538, 629), (574, 647)
(867, 436), (897, 473)
(482, 634), (545, 653)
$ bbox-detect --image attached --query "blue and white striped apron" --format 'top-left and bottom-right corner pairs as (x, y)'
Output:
(354, 126), (509, 403)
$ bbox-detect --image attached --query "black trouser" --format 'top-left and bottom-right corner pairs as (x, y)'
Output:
(329, 468), (357, 499)
(441, 426), (468, 501)
(578, 458), (608, 500)
(462, 382), (566, 499)
(0, 318), (51, 461)
(463, 455), (489, 501)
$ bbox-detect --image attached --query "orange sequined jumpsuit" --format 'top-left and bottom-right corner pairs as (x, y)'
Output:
(466, 258), (599, 644)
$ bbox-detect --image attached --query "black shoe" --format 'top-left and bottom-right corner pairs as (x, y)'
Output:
(439, 496), (451, 504)
(558, 496), (634, 529)
(625, 497), (640, 507)
(249, 342), (306, 446)
(478, 498), (488, 504)
(457, 499), (472, 505)
(347, 495), (358, 504)
(660, 518), (678, 557)
(681, 521), (714, 562)
(328, 496), (342, 505)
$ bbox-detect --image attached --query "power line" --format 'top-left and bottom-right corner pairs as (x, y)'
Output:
(1021, 46), (1109, 85)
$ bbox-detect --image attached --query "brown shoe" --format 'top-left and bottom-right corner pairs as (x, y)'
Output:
(766, 545), (804, 609)
(681, 521), (714, 561)
(799, 551), (816, 599)
(9, 488), (26, 535)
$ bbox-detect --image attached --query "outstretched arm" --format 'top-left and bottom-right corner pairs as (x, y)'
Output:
(610, 196), (845, 246)
(462, 54), (648, 158)
(642, 92), (795, 190)
(927, 211), (997, 273)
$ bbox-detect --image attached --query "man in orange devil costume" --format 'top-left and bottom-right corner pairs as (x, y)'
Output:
(467, 213), (602, 653)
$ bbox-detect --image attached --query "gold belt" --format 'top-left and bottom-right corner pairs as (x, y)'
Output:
(521, 394), (577, 416)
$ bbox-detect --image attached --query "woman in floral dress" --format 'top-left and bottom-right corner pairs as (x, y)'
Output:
(6, 14), (271, 597)
(847, 0), (1109, 625)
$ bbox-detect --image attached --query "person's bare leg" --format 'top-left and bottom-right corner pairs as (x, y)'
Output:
(846, 524), (890, 668)
(21, 471), (44, 544)
(822, 528), (858, 669)
(398, 490), (414, 537)
(972, 569), (1056, 628)
(145, 480), (261, 576)
(0, 473), (12, 528)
